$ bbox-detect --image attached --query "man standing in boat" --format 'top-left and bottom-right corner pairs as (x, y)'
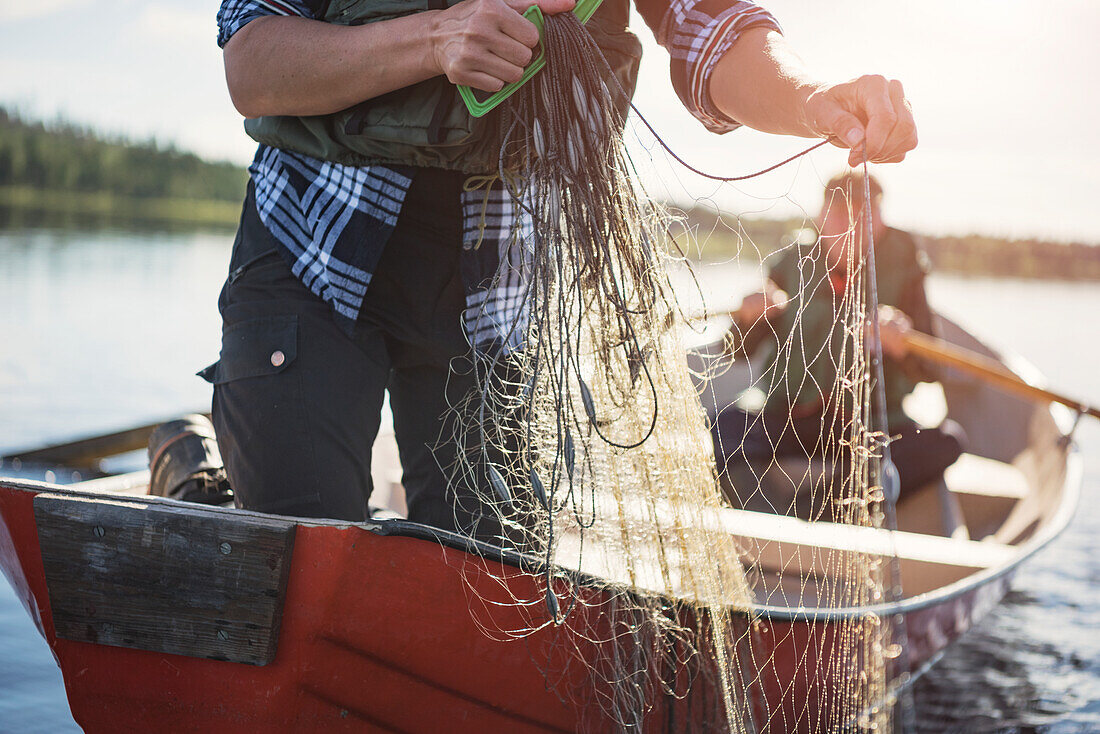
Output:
(714, 172), (965, 507)
(207, 0), (917, 530)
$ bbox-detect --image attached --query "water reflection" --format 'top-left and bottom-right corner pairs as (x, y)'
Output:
(0, 231), (1097, 731)
(0, 203), (238, 236)
(913, 591), (1077, 732)
(0, 227), (229, 453)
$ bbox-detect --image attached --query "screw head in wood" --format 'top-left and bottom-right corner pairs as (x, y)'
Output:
(219, 541), (232, 555)
(93, 526), (105, 538)
(217, 629), (229, 641)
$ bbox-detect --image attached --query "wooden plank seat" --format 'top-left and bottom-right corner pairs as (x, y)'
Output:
(726, 447), (1031, 541)
(943, 453), (1029, 499)
(897, 454), (1028, 540)
(559, 496), (1016, 604)
(943, 453), (1029, 540)
(715, 505), (1017, 598)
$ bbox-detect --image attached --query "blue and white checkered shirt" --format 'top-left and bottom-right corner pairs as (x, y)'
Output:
(217, 0), (779, 353)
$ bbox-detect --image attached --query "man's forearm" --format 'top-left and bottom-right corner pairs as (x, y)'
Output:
(223, 0), (570, 120)
(708, 28), (818, 138)
(223, 14), (443, 119)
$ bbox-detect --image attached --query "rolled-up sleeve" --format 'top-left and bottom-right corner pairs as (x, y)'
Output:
(217, 0), (314, 48)
(633, 0), (781, 133)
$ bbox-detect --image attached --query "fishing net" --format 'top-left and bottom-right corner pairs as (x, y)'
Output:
(441, 12), (900, 732)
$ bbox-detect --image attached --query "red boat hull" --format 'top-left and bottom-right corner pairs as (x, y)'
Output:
(0, 480), (1010, 733)
(745, 573), (1013, 731)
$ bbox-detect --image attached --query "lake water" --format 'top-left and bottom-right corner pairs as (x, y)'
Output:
(0, 227), (1097, 732)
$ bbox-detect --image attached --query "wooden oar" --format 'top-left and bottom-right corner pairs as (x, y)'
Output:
(2, 413), (212, 468)
(902, 330), (1100, 420)
(699, 305), (1099, 421)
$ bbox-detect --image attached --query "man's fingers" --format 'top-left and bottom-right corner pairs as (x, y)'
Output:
(527, 0), (576, 15)
(847, 147), (906, 166)
(473, 53), (525, 85)
(462, 71), (509, 93)
(497, 4), (541, 47)
(877, 80), (917, 161)
(454, 50), (524, 90)
(860, 77), (897, 162)
(503, 0), (575, 17)
(812, 94), (865, 149)
(490, 35), (535, 67)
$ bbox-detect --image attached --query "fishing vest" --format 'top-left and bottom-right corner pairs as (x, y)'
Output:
(244, 0), (642, 174)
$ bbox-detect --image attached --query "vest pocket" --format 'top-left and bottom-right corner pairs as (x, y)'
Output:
(326, 0), (424, 24)
(336, 77), (482, 148)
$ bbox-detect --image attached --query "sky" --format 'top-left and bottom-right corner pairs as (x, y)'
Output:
(1, 0), (1098, 242)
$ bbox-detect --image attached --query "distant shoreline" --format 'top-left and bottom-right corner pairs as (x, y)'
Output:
(678, 211), (1100, 283)
(0, 185), (240, 231)
(3, 192), (1099, 282)
(0, 107), (246, 233)
(3, 107), (1098, 281)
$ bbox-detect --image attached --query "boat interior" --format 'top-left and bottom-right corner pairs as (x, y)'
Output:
(684, 314), (1078, 608)
(6, 316), (1079, 613)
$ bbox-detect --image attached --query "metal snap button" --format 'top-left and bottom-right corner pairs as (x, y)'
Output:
(270, 350), (285, 367)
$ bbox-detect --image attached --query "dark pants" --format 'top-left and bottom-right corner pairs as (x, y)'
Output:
(713, 406), (966, 498)
(207, 170), (499, 537)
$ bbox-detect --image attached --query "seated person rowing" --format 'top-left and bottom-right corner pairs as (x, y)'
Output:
(712, 172), (966, 515)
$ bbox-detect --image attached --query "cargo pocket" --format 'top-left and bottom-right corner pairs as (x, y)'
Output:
(198, 314), (323, 515)
(202, 314), (299, 385)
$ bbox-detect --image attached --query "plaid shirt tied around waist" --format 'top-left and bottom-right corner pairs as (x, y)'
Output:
(217, 0), (780, 354)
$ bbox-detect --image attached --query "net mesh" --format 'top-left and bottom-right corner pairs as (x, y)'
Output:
(440, 13), (899, 732)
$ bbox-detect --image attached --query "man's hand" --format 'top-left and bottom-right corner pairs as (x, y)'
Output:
(735, 285), (789, 325)
(803, 76), (918, 167)
(430, 0), (575, 93)
(871, 304), (913, 360)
